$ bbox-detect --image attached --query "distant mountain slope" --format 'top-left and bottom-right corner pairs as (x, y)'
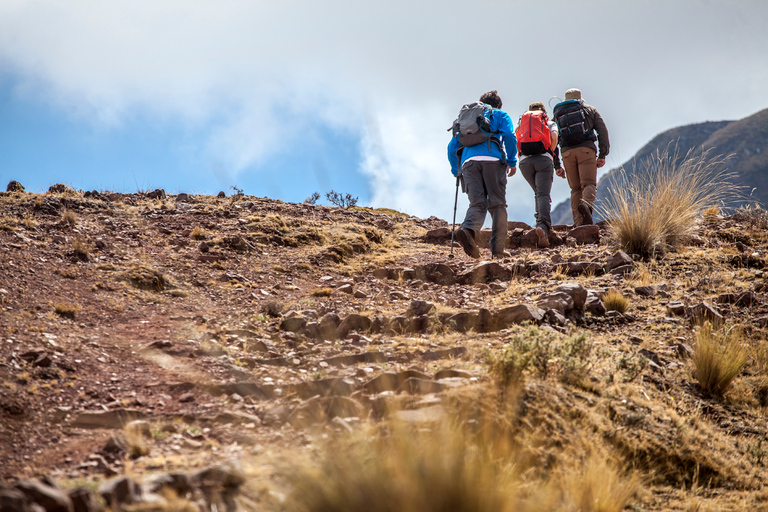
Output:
(551, 108), (768, 225)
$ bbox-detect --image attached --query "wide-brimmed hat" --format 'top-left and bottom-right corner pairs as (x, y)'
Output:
(565, 88), (582, 101)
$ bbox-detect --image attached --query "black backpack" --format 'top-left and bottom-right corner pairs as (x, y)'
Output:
(553, 100), (596, 147)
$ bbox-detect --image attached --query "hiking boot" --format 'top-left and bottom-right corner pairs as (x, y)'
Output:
(535, 227), (549, 249)
(578, 203), (593, 225)
(492, 250), (511, 260)
(455, 228), (480, 259)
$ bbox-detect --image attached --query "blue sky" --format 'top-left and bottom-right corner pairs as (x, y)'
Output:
(1, 0), (767, 225)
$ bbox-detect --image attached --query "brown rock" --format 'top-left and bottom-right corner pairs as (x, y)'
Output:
(495, 304), (545, 328)
(568, 225), (600, 244)
(689, 301), (724, 326)
(606, 250), (633, 270)
(555, 282), (588, 309)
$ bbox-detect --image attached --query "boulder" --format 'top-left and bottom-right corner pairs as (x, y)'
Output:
(568, 225), (600, 244)
(555, 282), (588, 310)
(319, 312), (341, 339)
(606, 251), (633, 270)
(336, 314), (372, 338)
(536, 292), (574, 315)
(585, 291), (606, 316)
(495, 304), (545, 329)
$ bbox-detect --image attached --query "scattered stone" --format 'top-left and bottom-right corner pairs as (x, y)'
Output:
(585, 291), (606, 316)
(408, 300), (435, 317)
(635, 285), (657, 297)
(336, 284), (354, 294)
(424, 227), (451, 243)
(176, 193), (192, 202)
(674, 343), (694, 358)
(218, 191), (227, 198)
(666, 300), (686, 316)
(606, 251), (633, 270)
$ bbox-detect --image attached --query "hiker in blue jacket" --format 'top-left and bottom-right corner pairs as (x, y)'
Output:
(448, 90), (517, 259)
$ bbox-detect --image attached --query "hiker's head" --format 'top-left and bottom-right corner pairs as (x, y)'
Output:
(529, 102), (546, 113)
(480, 90), (502, 109)
(565, 88), (582, 101)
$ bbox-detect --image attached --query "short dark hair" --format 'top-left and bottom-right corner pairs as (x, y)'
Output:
(479, 90), (502, 109)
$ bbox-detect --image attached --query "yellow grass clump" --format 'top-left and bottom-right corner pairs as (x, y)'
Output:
(599, 146), (738, 258)
(692, 323), (748, 396)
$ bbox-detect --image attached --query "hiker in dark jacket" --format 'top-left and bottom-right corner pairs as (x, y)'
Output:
(448, 90), (517, 259)
(553, 88), (610, 226)
(517, 101), (564, 248)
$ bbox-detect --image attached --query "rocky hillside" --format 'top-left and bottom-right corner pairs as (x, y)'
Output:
(552, 108), (768, 225)
(1, 184), (768, 511)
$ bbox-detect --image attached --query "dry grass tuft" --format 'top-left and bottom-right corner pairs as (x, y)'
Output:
(599, 146), (739, 257)
(602, 289), (629, 313)
(54, 302), (80, 320)
(62, 209), (77, 226)
(189, 226), (207, 240)
(692, 323), (748, 396)
(311, 288), (334, 297)
(286, 398), (638, 512)
(72, 237), (91, 260)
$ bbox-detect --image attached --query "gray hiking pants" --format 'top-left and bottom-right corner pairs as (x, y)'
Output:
(520, 155), (554, 232)
(460, 159), (508, 254)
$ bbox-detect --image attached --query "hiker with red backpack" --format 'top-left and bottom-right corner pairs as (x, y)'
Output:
(448, 90), (517, 260)
(552, 88), (610, 226)
(516, 101), (563, 248)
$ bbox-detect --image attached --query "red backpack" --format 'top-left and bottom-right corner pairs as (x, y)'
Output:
(515, 111), (551, 156)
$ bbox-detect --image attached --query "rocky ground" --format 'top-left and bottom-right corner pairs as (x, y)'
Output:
(1, 186), (768, 511)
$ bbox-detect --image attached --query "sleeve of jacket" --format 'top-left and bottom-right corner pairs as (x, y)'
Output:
(447, 136), (461, 176)
(494, 110), (518, 167)
(589, 106), (610, 158)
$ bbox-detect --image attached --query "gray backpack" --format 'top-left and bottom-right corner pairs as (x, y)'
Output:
(449, 102), (494, 147)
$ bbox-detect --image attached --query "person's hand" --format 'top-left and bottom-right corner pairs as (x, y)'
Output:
(506, 166), (516, 176)
(555, 167), (565, 178)
(596, 158), (606, 168)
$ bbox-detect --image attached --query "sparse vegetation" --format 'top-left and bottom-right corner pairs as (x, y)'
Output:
(62, 209), (77, 226)
(602, 289), (629, 313)
(304, 191), (321, 205)
(54, 302), (80, 320)
(326, 190), (358, 208)
(599, 146), (739, 257)
(692, 323), (748, 396)
(190, 226), (207, 239)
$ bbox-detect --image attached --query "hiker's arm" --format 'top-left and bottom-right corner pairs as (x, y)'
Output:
(447, 137), (461, 176)
(591, 108), (610, 159)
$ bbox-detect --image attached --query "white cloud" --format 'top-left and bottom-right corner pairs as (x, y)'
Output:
(1, 0), (767, 222)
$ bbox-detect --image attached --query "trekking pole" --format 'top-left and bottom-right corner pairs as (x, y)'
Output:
(449, 174), (460, 259)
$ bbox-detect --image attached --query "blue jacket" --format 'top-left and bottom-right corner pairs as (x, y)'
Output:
(447, 108), (517, 176)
